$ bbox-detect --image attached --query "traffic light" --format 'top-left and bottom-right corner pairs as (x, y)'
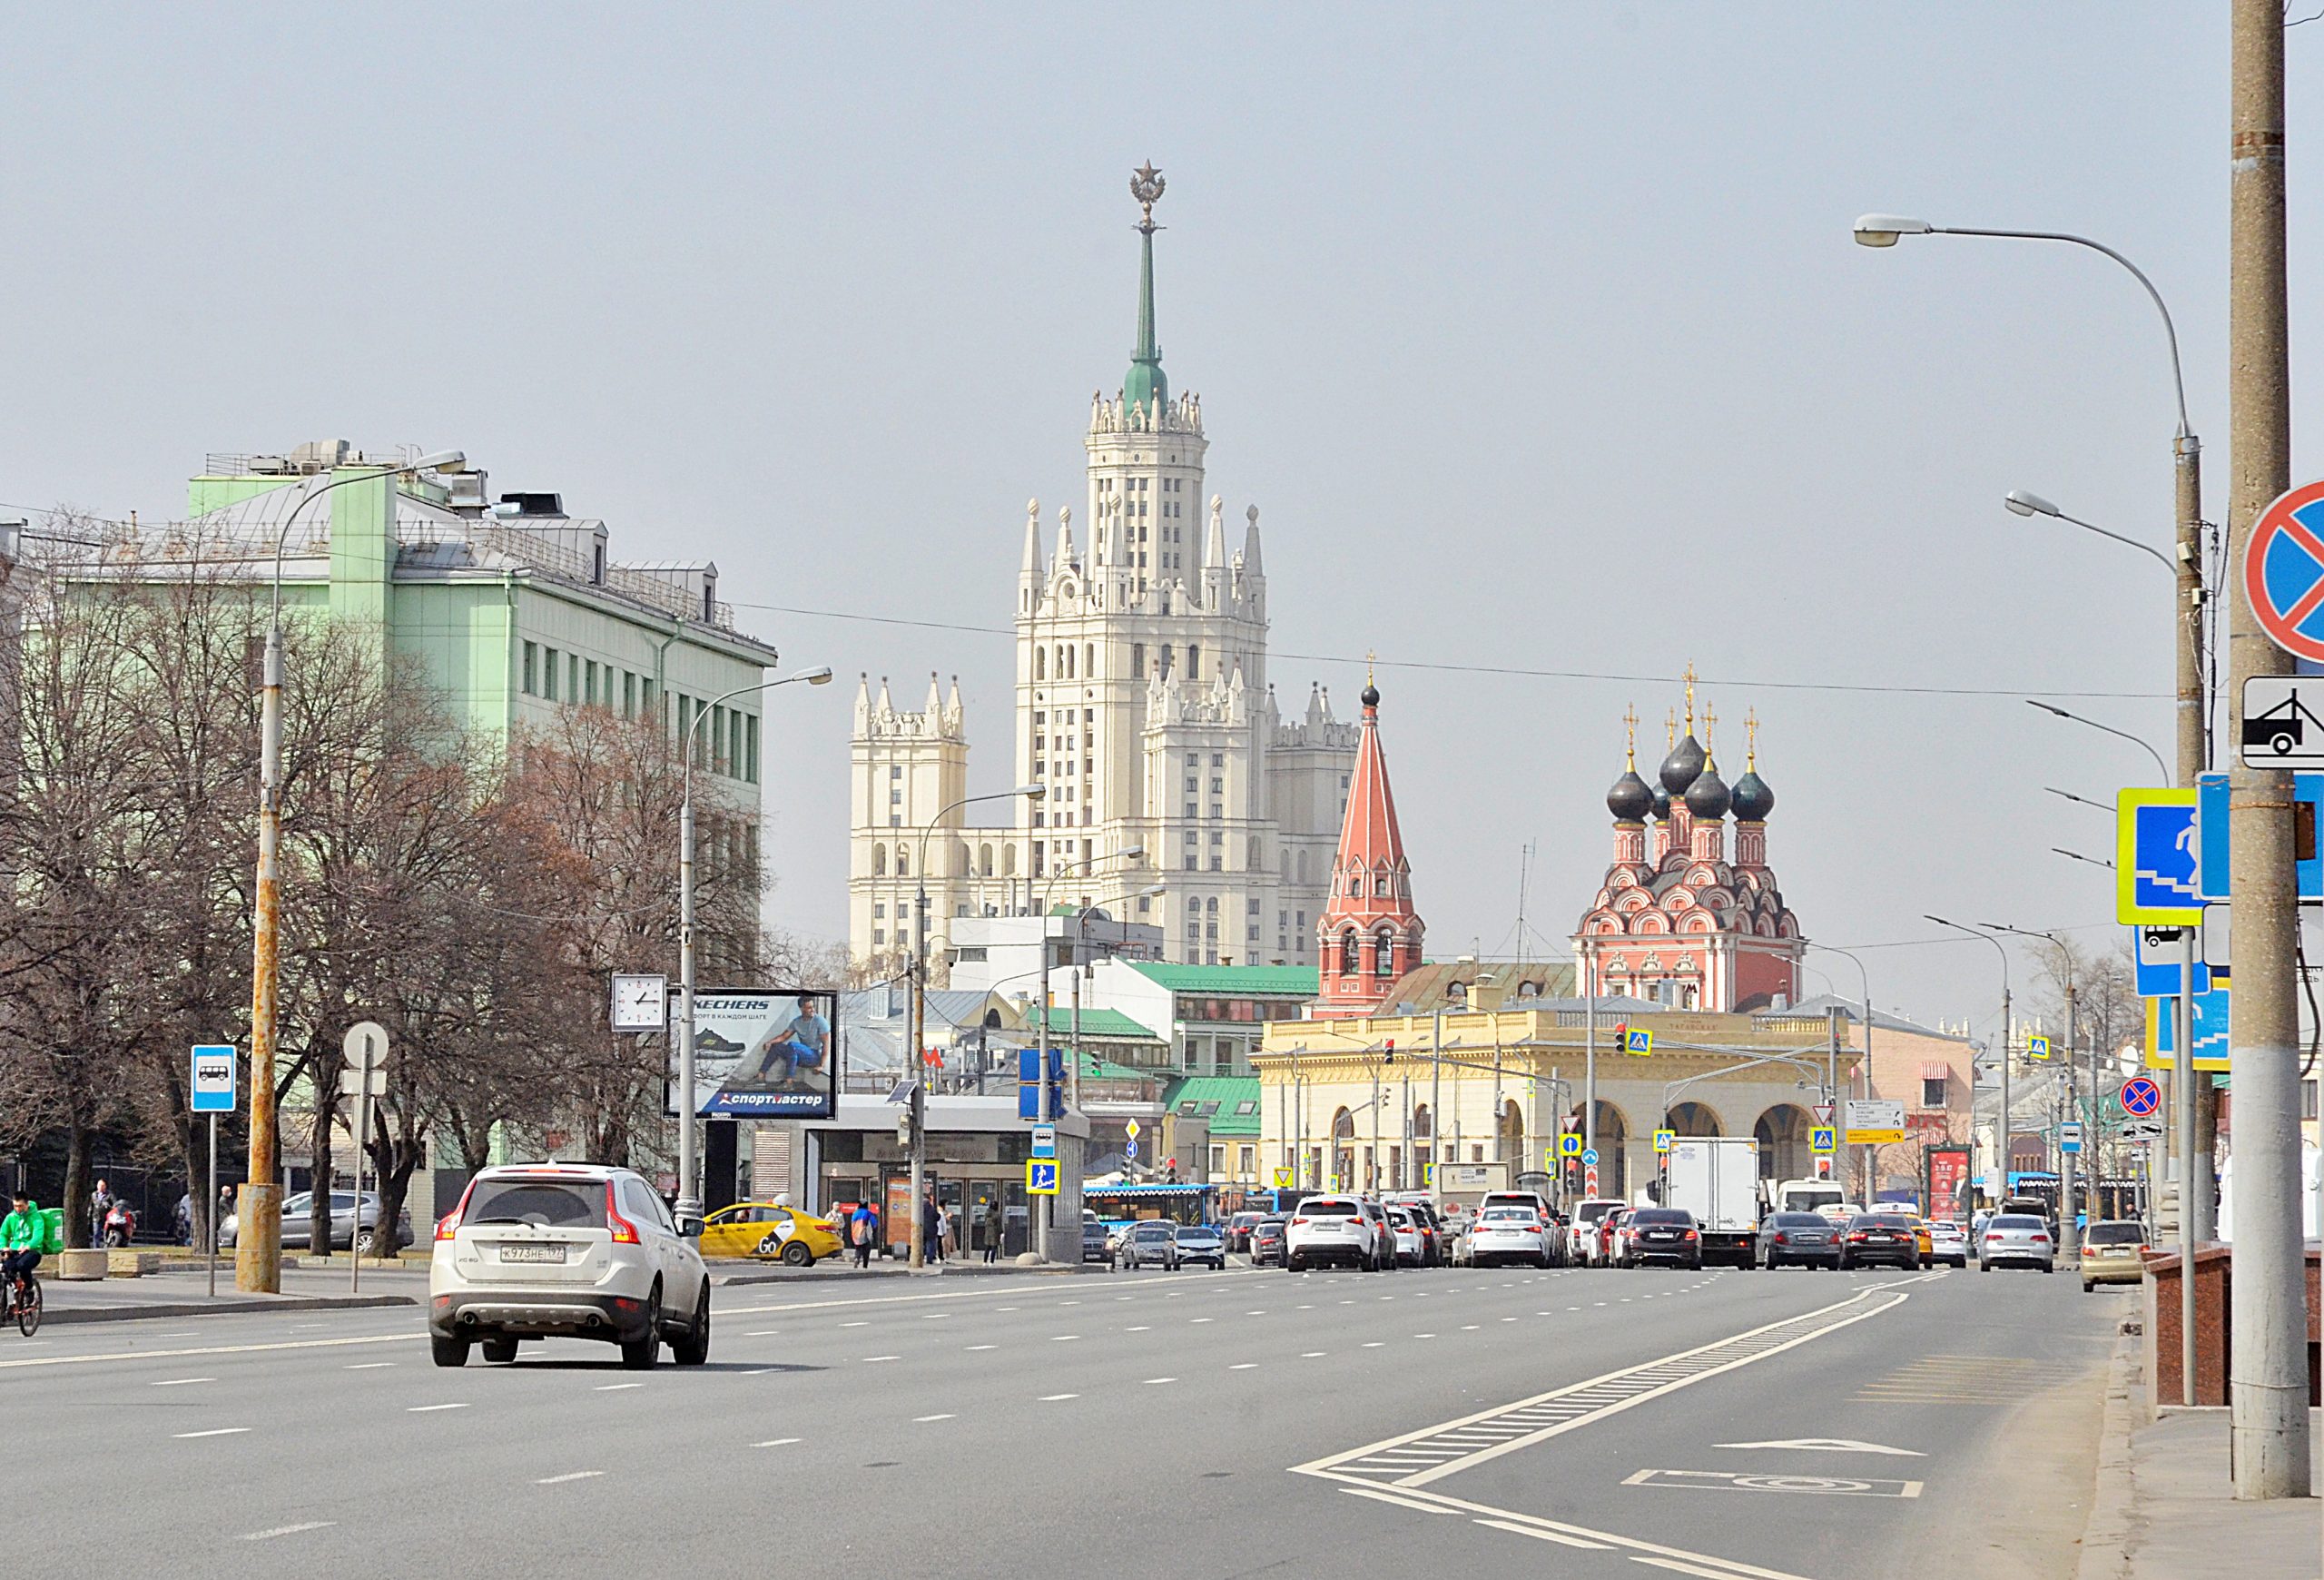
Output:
(1384, 1039), (1395, 1066)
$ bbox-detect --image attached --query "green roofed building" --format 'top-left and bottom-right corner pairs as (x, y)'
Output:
(1083, 959), (1319, 1079)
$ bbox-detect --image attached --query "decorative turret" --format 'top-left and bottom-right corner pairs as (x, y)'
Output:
(1315, 671), (1424, 1017)
(1606, 706), (1651, 866)
(1732, 709), (1775, 867)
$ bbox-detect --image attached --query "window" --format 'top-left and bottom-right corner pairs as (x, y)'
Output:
(1212, 754), (1224, 767)
(1186, 753), (1197, 766)
(1922, 1075), (1948, 1108)
(1184, 830), (1199, 847)
(543, 647), (559, 700)
(1375, 875), (1390, 898)
(1132, 643), (1145, 678)
(745, 715), (760, 783)
(1036, 648), (1045, 680)
(521, 641), (538, 695)
(569, 654), (581, 702)
(1375, 932), (1394, 975)
(586, 659), (599, 706)
(1187, 644), (1199, 680)
(1210, 777), (1223, 793)
(872, 844), (887, 876)
(623, 670), (637, 716)
(1185, 776), (1198, 793)
(1340, 932), (1359, 974)
(872, 903), (885, 919)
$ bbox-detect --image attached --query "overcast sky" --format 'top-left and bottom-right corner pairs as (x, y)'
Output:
(5, 5), (2318, 1041)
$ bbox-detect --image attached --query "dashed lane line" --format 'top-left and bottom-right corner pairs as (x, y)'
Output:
(409, 1403), (469, 1413)
(175, 1427), (251, 1439)
(1332, 1480), (1812, 1580)
(752, 1437), (802, 1448)
(241, 1522), (336, 1541)
(537, 1471), (604, 1485)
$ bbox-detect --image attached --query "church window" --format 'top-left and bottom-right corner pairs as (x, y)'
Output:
(1375, 875), (1390, 898)
(1187, 645), (1199, 679)
(1036, 648), (1046, 680)
(1133, 644), (1146, 678)
(1340, 931), (1359, 974)
(872, 844), (887, 876)
(1084, 643), (1095, 677)
(1375, 932), (1396, 974)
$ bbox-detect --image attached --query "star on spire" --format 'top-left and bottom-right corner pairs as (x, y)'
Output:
(1130, 161), (1166, 232)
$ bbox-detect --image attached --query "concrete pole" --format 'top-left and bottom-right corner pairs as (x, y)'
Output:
(675, 790), (698, 1220)
(2000, 983), (2013, 1210)
(2060, 983), (2080, 1261)
(1431, 1008), (1443, 1184)
(1581, 945), (1598, 1185)
(235, 626), (284, 1294)
(1038, 926), (1053, 1259)
(2227, 0), (2307, 1498)
(908, 877), (927, 1269)
(2177, 940), (2198, 1408)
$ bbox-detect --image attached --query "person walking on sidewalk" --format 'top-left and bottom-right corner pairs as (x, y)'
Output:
(922, 1189), (945, 1265)
(851, 1202), (876, 1269)
(88, 1178), (113, 1249)
(982, 1200), (1003, 1264)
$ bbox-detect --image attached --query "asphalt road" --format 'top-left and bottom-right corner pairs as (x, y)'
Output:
(15, 1258), (2122, 1579)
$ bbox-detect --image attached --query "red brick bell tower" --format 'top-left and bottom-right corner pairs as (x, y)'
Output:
(1314, 678), (1424, 1017)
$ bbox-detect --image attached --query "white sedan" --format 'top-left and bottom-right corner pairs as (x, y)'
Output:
(1463, 1205), (1552, 1269)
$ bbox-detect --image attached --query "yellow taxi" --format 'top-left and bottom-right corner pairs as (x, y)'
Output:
(698, 1202), (845, 1266)
(1898, 1214), (1935, 1268)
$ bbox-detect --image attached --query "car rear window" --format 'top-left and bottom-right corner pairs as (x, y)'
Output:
(1862, 1215), (1914, 1229)
(2085, 1222), (2144, 1245)
(1768, 1213), (1826, 1228)
(1134, 1223), (1174, 1238)
(464, 1179), (604, 1229)
(1303, 1199), (1359, 1217)
(1990, 1215), (2046, 1229)
(1575, 1201), (1618, 1223)
(1480, 1208), (1538, 1223)
(1630, 1210), (1691, 1226)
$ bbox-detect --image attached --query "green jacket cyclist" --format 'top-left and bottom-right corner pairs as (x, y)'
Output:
(1, 1190), (44, 1297)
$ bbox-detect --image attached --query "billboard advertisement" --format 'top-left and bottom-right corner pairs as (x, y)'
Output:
(676, 988), (838, 1120)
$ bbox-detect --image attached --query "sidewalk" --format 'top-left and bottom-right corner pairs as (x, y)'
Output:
(2079, 1319), (2322, 1577)
(34, 1261), (420, 1325)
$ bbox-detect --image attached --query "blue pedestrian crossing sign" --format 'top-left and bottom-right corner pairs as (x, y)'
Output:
(1558, 1132), (1582, 1158)
(2115, 788), (2202, 925)
(2027, 1034), (2052, 1062)
(1623, 1027), (1653, 1055)
(1026, 1158), (1060, 1196)
(1581, 1148), (1600, 1167)
(1652, 1129), (1674, 1156)
(1809, 1125), (1837, 1155)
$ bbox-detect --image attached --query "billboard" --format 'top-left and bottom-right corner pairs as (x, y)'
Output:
(676, 988), (838, 1120)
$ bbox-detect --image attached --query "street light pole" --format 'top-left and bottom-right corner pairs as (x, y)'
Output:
(1928, 918), (2009, 1219)
(239, 449), (463, 1294)
(1807, 943), (1875, 1201)
(1984, 923), (2080, 1261)
(673, 666), (833, 1233)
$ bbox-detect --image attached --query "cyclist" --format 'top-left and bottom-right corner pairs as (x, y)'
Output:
(1, 1190), (43, 1305)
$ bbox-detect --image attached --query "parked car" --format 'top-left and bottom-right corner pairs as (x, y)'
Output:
(428, 1162), (711, 1369)
(1174, 1222), (1226, 1269)
(1622, 1208), (1702, 1269)
(1465, 1204), (1552, 1269)
(1224, 1212), (1265, 1254)
(1839, 1212), (1921, 1271)
(1081, 1216), (1113, 1264)
(696, 1201), (843, 1266)
(1285, 1195), (1382, 1271)
(1118, 1220), (1182, 1270)
(1977, 1213), (2055, 1274)
(1927, 1219), (1969, 1269)
(222, 1190), (412, 1255)
(2081, 1220), (2146, 1291)
(1757, 1211), (1842, 1269)
(1249, 1215), (1290, 1268)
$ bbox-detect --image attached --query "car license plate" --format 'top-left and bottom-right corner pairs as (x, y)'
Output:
(498, 1243), (566, 1264)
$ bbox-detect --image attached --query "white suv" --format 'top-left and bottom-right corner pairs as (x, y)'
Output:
(429, 1163), (713, 1369)
(1285, 1195), (1384, 1271)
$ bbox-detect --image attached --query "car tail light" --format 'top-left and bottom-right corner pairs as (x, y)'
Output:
(2031, 1233), (2049, 1243)
(436, 1177), (478, 1240)
(606, 1181), (640, 1245)
(1847, 1231), (1867, 1242)
(1291, 1216), (1309, 1227)
(1772, 1232), (1787, 1246)
(1684, 1229), (1699, 1240)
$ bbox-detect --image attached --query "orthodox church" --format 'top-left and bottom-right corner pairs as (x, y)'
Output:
(1312, 679), (1425, 1018)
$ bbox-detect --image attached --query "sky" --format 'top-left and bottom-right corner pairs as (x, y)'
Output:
(2, 5), (2318, 1042)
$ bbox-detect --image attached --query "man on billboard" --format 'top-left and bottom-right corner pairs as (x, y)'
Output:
(694, 989), (839, 1118)
(733, 997), (831, 1085)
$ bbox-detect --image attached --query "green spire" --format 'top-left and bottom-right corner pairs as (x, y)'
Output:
(1123, 162), (1167, 412)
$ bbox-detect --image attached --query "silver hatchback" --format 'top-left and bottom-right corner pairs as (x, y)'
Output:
(1978, 1213), (2055, 1273)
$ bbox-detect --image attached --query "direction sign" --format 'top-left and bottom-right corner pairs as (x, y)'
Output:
(1274, 1167), (1295, 1189)
(2027, 1034), (2052, 1062)
(2116, 788), (2202, 926)
(1558, 1132), (1582, 1159)
(2241, 676), (2324, 768)
(1026, 1158), (1060, 1195)
(1581, 1148), (1600, 1167)
(2240, 477), (2324, 661)
(2146, 987), (2232, 1073)
(2120, 1076), (2163, 1118)
(1652, 1129), (1674, 1156)
(1808, 1125), (1837, 1156)
(190, 1045), (236, 1114)
(1846, 1100), (1905, 1146)
(2059, 1121), (2084, 1155)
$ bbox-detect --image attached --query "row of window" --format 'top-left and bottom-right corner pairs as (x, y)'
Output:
(519, 641), (759, 783)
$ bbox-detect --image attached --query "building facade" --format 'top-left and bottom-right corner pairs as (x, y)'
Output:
(850, 173), (1359, 971)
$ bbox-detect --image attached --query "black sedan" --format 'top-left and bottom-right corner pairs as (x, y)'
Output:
(1838, 1212), (1921, 1270)
(1249, 1215), (1290, 1268)
(1081, 1217), (1113, 1264)
(1757, 1211), (1842, 1269)
(1622, 1208), (1702, 1269)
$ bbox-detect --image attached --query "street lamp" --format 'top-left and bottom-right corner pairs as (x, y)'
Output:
(2025, 699), (2170, 784)
(1927, 915), (2011, 1218)
(1805, 943), (1876, 1202)
(239, 448), (464, 1293)
(2004, 489), (2179, 578)
(673, 666), (834, 1231)
(906, 785), (1045, 1269)
(1982, 921), (2083, 1259)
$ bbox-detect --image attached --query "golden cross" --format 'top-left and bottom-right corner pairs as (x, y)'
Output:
(1623, 705), (1639, 769)
(1665, 707), (1677, 749)
(1746, 707), (1760, 769)
(1681, 661), (1699, 732)
(1703, 702), (1718, 755)
(1366, 648), (1376, 686)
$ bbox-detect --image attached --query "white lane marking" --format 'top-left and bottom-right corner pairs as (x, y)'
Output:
(345, 1362), (394, 1370)
(1623, 1467), (1923, 1498)
(1247, 1310), (1266, 1316)
(241, 1522), (336, 1541)
(537, 1471), (604, 1485)
(1462, 1325), (1481, 1331)
(1340, 1486), (1455, 1516)
(1, 1333), (409, 1372)
(921, 1314), (948, 1319)
(1631, 1559), (1761, 1579)
(1126, 1326), (1151, 1332)
(741, 1369), (779, 1377)
(1713, 1437), (1925, 1457)
(1474, 1517), (1615, 1550)
(1050, 1335), (1078, 1342)
(1413, 1333), (1436, 1339)
(997, 1307), (1018, 1312)
(1229, 1362), (1257, 1370)
(1362, 1341), (1384, 1348)
(914, 1414), (956, 1423)
(1143, 1377), (1177, 1385)
(1332, 1480), (1812, 1579)
(753, 1437), (801, 1448)
(174, 1427), (251, 1438)
(1190, 1317), (1214, 1324)
(966, 1344), (997, 1351)
(594, 1383), (642, 1392)
(1302, 1351), (1327, 1358)
(409, 1403), (468, 1413)
(746, 1329), (783, 1337)
(1039, 1392), (1078, 1401)
(841, 1320), (869, 1328)
(862, 1355), (901, 1363)
(151, 1378), (215, 1387)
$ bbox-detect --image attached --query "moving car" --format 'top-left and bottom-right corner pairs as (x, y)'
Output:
(2081, 1220), (2146, 1290)
(1249, 1215), (1290, 1268)
(1622, 1208), (1702, 1269)
(1285, 1195), (1383, 1271)
(1978, 1213), (2055, 1274)
(1466, 1204), (1552, 1269)
(429, 1162), (712, 1369)
(1756, 1211), (1841, 1269)
(1897, 1214), (1935, 1268)
(1174, 1222), (1227, 1269)
(1224, 1212), (1265, 1253)
(696, 1201), (843, 1266)
(1927, 1219), (1970, 1269)
(1571, 1199), (1624, 1267)
(1385, 1205), (1428, 1267)
(1118, 1220), (1182, 1270)
(1081, 1216), (1113, 1264)
(222, 1190), (412, 1256)
(1838, 1212), (1920, 1270)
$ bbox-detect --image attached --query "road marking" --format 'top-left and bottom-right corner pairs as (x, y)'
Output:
(1714, 1438), (1925, 1457)
(1474, 1517), (1615, 1550)
(0, 1333), (409, 1372)
(1302, 1351), (1327, 1358)
(1229, 1362), (1257, 1370)
(1462, 1325), (1480, 1330)
(1362, 1341), (1384, 1348)
(752, 1437), (802, 1448)
(1340, 1486), (1455, 1516)
(914, 1414), (956, 1423)
(1191, 1317), (1213, 1324)
(1039, 1392), (1078, 1401)
(152, 1377), (215, 1387)
(1631, 1558), (1748, 1579)
(862, 1355), (901, 1363)
(1624, 1468), (1923, 1498)
(1143, 1376), (1177, 1385)
(594, 1383), (642, 1392)
(1126, 1325), (1151, 1332)
(841, 1320), (869, 1328)
(174, 1427), (250, 1438)
(1050, 1335), (1078, 1342)
(966, 1344), (997, 1351)
(1323, 1479), (1813, 1580)
(345, 1362), (394, 1370)
(409, 1403), (469, 1413)
(241, 1522), (336, 1541)
(1413, 1333), (1436, 1339)
(537, 1471), (604, 1485)
(1295, 1280), (1918, 1489)
(746, 1329), (783, 1337)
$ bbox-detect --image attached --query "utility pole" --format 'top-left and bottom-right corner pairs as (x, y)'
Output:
(2226, 0), (2307, 1501)
(1431, 1007), (1444, 1187)
(1581, 944), (1597, 1189)
(2061, 982), (2079, 1262)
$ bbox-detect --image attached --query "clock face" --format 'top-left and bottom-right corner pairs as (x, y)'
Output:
(611, 974), (667, 1031)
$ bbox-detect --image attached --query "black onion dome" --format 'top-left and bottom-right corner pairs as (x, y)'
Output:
(1649, 781), (1671, 821)
(1659, 733), (1706, 795)
(1607, 770), (1653, 822)
(1730, 767), (1774, 822)
(1685, 755), (1732, 820)
(1361, 683), (1380, 707)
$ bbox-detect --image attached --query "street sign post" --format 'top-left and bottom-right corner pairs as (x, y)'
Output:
(190, 1045), (237, 1299)
(2135, 925), (2211, 997)
(341, 1022), (389, 1292)
(1584, 1165), (1600, 1195)
(1623, 1028), (1653, 1055)
(1581, 1148), (1600, 1167)
(2027, 1034), (2052, 1062)
(1558, 1132), (1582, 1159)
(1026, 1159), (1059, 1196)
(1274, 1167), (1295, 1190)
(1846, 1100), (1905, 1147)
(1809, 1125), (1837, 1156)
(1030, 1124), (1057, 1159)
(2240, 476), (2324, 662)
(2145, 988), (2233, 1072)
(2120, 1076), (2163, 1118)
(2115, 788), (2203, 926)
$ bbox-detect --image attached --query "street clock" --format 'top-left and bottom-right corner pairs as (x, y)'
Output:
(610, 973), (669, 1032)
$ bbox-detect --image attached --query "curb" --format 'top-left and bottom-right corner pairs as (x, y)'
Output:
(2075, 1321), (2142, 1580)
(36, 1294), (417, 1326)
(714, 1261), (1108, 1288)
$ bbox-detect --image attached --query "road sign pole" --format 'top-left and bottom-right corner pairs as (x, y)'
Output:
(2060, 985), (2080, 1263)
(2174, 934), (2197, 1407)
(205, 1113), (217, 1300)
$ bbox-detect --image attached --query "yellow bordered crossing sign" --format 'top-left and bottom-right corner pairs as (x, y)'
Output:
(2027, 1033), (2052, 1062)
(1809, 1125), (1837, 1155)
(2115, 787), (2203, 926)
(1622, 1027), (1653, 1055)
(1652, 1129), (1674, 1156)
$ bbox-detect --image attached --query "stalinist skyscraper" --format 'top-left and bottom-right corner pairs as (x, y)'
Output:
(851, 167), (1358, 968)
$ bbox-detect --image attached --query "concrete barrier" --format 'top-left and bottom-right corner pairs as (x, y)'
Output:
(54, 1249), (108, 1281)
(104, 1249), (160, 1277)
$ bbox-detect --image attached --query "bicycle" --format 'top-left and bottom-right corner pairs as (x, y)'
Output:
(3, 1270), (41, 1337)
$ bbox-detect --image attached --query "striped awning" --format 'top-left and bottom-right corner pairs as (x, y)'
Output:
(1921, 1061), (1951, 1080)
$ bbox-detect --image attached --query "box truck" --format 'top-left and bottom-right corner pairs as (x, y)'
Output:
(1664, 1137), (1760, 1266)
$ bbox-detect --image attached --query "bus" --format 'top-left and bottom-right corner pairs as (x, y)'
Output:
(1083, 1183), (1218, 1229)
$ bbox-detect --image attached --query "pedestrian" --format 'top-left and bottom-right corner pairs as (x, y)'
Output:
(982, 1199), (1003, 1264)
(173, 1193), (192, 1246)
(88, 1177), (113, 1249)
(922, 1189), (944, 1264)
(850, 1200), (875, 1269)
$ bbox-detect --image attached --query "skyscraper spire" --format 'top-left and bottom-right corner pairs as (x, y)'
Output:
(1124, 162), (1168, 413)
